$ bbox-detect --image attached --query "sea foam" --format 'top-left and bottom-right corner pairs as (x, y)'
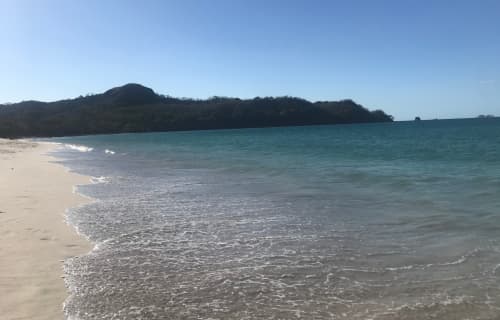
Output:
(90, 176), (109, 184)
(65, 144), (94, 152)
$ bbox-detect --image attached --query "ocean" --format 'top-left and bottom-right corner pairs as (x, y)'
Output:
(48, 118), (500, 319)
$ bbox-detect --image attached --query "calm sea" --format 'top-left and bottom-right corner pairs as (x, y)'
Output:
(48, 118), (500, 319)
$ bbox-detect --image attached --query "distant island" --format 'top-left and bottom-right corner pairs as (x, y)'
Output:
(0, 83), (393, 138)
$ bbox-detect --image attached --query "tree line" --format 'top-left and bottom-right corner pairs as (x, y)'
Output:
(0, 83), (393, 138)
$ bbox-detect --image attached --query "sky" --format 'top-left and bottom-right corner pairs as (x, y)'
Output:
(0, 0), (499, 120)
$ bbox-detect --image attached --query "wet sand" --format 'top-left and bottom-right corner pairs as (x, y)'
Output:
(0, 139), (92, 320)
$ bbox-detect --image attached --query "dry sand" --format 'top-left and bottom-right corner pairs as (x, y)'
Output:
(0, 139), (92, 320)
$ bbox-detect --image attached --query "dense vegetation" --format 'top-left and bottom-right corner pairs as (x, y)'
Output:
(0, 84), (393, 138)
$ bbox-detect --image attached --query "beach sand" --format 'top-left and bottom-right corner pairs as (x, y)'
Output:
(0, 139), (92, 320)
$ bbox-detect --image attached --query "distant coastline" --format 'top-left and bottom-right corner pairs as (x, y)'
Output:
(0, 83), (393, 138)
(477, 114), (496, 119)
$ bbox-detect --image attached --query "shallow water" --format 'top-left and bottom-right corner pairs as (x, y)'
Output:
(49, 118), (500, 319)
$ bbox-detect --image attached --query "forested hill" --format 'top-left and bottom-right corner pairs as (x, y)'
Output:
(0, 83), (393, 138)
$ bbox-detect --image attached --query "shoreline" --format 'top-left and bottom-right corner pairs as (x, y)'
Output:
(0, 139), (92, 320)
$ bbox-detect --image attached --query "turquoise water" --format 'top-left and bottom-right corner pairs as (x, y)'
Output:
(50, 119), (500, 319)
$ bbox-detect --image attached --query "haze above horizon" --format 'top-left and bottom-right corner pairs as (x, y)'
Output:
(1, 0), (499, 120)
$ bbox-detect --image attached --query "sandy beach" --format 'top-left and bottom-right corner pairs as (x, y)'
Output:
(0, 139), (92, 320)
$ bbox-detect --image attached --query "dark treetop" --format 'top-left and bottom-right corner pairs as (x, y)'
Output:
(0, 83), (393, 138)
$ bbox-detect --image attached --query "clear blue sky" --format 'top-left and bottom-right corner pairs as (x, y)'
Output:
(1, 0), (499, 120)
